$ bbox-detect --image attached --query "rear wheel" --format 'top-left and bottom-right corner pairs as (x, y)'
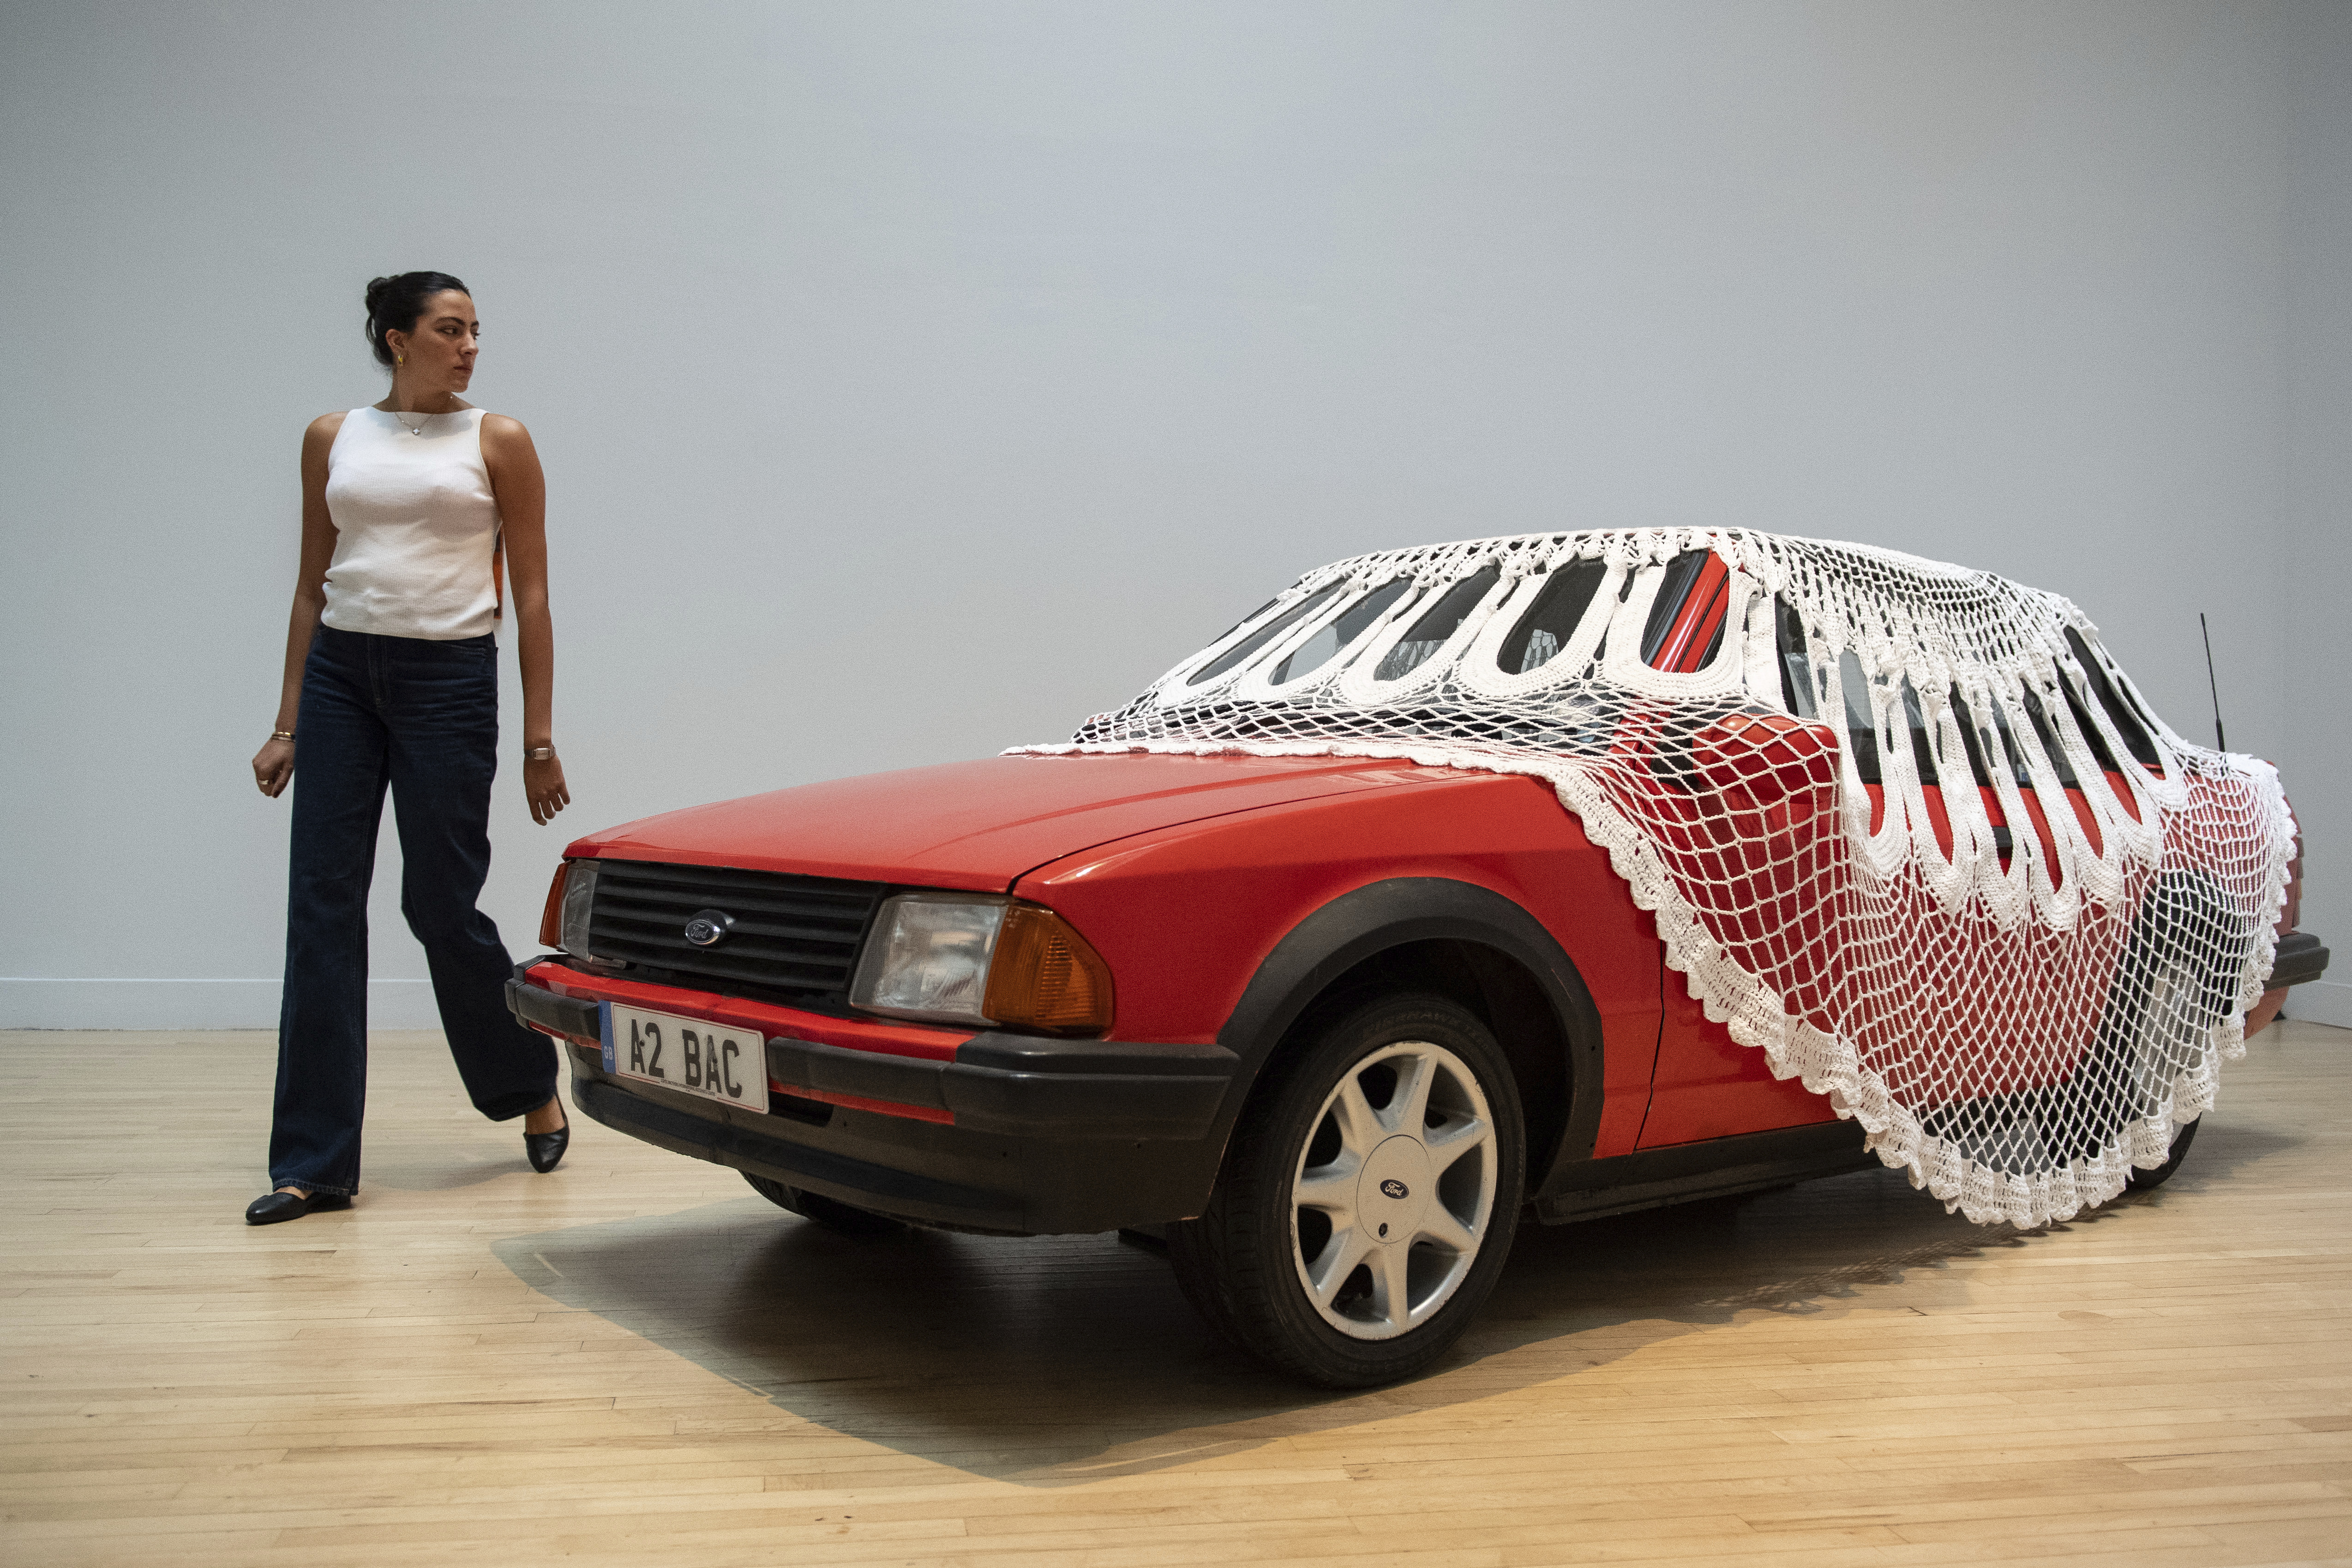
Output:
(742, 1171), (904, 1237)
(2125, 1117), (2200, 1191)
(1169, 993), (1525, 1387)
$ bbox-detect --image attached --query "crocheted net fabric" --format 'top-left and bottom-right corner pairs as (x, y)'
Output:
(1015, 529), (2295, 1227)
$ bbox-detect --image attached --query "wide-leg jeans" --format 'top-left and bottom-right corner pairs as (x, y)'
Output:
(268, 624), (557, 1195)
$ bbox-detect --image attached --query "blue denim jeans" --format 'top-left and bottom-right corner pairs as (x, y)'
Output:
(268, 624), (557, 1195)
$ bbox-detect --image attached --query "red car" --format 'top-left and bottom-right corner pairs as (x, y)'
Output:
(508, 532), (2326, 1386)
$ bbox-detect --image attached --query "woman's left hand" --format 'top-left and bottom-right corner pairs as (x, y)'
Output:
(525, 755), (570, 826)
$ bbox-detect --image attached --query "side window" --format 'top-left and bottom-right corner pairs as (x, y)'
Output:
(2061, 628), (2160, 768)
(1372, 566), (1500, 681)
(1187, 583), (1346, 686)
(1271, 578), (1412, 684)
(1494, 559), (1606, 676)
(1640, 550), (1732, 672)
(1838, 652), (1881, 785)
(1774, 597), (1818, 719)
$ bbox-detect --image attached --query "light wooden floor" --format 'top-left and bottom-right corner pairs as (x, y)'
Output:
(2, 1022), (2346, 1568)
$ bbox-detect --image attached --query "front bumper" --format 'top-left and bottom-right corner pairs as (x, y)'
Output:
(507, 959), (1240, 1234)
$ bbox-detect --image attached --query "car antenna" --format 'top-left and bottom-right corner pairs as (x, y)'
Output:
(2199, 612), (2227, 752)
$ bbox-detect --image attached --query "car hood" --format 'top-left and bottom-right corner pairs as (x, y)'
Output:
(569, 751), (1452, 890)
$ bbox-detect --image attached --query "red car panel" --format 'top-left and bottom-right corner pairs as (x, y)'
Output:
(571, 752), (1441, 890)
(1013, 769), (1667, 1158)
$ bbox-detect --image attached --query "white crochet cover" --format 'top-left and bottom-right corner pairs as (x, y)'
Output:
(1016, 529), (2295, 1227)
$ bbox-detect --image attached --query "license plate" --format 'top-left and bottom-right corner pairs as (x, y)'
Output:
(600, 1002), (769, 1114)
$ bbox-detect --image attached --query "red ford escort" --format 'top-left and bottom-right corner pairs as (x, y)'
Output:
(509, 531), (2326, 1385)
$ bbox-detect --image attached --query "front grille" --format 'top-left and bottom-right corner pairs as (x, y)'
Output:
(587, 859), (885, 1001)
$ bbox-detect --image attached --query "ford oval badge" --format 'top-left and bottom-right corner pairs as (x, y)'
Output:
(1379, 1178), (1410, 1200)
(684, 908), (735, 948)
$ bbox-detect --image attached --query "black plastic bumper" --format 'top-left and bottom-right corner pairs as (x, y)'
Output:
(504, 968), (1241, 1234)
(503, 975), (1236, 1140)
(2266, 930), (2329, 991)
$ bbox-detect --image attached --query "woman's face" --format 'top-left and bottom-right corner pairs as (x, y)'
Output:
(387, 290), (479, 393)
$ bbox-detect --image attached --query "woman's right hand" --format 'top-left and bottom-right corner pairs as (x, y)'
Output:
(253, 736), (295, 799)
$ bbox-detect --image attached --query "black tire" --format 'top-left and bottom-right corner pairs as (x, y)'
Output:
(1168, 993), (1526, 1388)
(2125, 1117), (2200, 1191)
(741, 1171), (904, 1237)
(2079, 871), (2246, 1159)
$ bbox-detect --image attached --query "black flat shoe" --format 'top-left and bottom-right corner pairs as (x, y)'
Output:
(244, 1189), (352, 1226)
(524, 1118), (570, 1173)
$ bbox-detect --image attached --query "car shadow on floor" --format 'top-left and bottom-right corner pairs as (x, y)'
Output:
(490, 1117), (2297, 1489)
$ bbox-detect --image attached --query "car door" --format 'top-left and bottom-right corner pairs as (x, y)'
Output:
(1631, 553), (1846, 1147)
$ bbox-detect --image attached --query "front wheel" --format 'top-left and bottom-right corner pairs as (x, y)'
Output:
(1168, 993), (1526, 1387)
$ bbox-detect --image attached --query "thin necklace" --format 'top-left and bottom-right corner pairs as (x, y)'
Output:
(386, 405), (450, 435)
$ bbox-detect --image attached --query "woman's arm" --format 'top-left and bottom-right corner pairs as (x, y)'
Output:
(482, 414), (570, 825)
(252, 414), (345, 799)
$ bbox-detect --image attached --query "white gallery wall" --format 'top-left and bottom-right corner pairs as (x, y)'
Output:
(3, 0), (2346, 1028)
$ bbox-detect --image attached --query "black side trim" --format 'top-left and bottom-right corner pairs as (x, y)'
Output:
(1213, 877), (1607, 1182)
(574, 1076), (1026, 1229)
(765, 1032), (1239, 1139)
(2268, 930), (2330, 991)
(1535, 1120), (1873, 1224)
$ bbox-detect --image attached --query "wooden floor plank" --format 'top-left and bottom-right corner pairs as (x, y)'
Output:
(2, 1021), (2346, 1568)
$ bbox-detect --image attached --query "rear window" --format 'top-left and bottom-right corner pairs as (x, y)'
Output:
(1834, 662), (1940, 787)
(1949, 687), (1996, 787)
(2020, 686), (2080, 789)
(2057, 676), (2122, 775)
(1898, 679), (1940, 785)
(2062, 627), (2160, 768)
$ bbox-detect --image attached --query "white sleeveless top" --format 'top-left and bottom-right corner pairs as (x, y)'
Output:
(319, 407), (503, 640)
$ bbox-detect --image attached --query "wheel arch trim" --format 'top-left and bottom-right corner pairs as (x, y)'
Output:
(1209, 877), (1607, 1186)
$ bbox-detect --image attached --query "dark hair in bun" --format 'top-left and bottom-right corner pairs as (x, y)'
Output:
(363, 271), (470, 369)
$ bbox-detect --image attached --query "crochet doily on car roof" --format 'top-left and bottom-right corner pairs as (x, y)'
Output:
(1012, 528), (2296, 1228)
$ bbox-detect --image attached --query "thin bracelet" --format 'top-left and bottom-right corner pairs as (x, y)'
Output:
(524, 745), (557, 761)
(270, 730), (296, 741)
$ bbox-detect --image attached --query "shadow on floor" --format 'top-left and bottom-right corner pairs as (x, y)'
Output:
(491, 1118), (2296, 1488)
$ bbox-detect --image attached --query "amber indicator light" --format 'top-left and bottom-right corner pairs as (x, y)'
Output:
(984, 905), (1115, 1036)
(537, 862), (570, 951)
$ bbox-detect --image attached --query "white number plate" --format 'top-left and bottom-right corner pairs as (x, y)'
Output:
(600, 1002), (769, 1114)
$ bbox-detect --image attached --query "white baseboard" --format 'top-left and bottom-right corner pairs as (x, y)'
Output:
(2283, 979), (2352, 1031)
(0, 979), (440, 1030)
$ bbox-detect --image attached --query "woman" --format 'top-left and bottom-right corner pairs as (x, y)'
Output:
(246, 271), (572, 1225)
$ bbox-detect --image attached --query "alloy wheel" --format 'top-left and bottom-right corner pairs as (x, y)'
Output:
(1288, 1039), (1499, 1340)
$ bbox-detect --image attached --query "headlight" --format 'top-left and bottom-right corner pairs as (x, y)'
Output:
(538, 863), (570, 950)
(558, 859), (601, 958)
(850, 893), (1114, 1036)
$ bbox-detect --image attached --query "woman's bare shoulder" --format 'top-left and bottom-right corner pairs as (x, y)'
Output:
(304, 409), (352, 448)
(479, 412), (539, 460)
